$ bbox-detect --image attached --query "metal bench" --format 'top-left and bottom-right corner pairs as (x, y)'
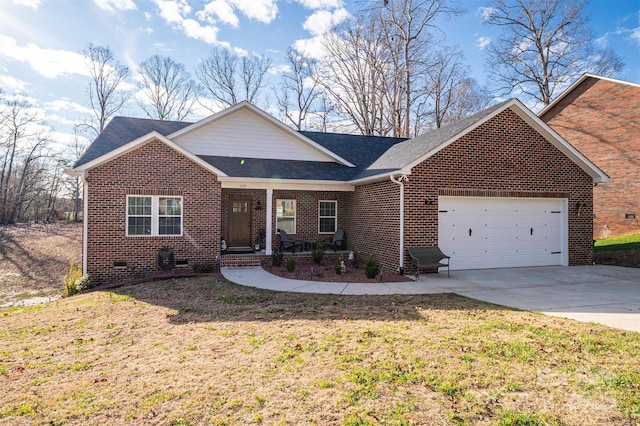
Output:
(406, 246), (451, 279)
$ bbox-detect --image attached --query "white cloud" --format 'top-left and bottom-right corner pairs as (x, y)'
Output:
(93, 0), (137, 13)
(182, 18), (220, 44)
(198, 0), (239, 27)
(594, 34), (609, 48)
(152, 0), (225, 45)
(44, 99), (93, 115)
(303, 7), (349, 36)
(476, 36), (491, 50)
(478, 6), (496, 22)
(0, 35), (89, 79)
(631, 26), (640, 45)
(293, 36), (326, 60)
(269, 64), (290, 75)
(228, 0), (278, 24)
(12, 0), (41, 9)
(296, 0), (343, 9)
(0, 74), (30, 92)
(153, 0), (191, 24)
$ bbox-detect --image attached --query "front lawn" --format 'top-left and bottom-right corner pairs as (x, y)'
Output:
(1, 276), (638, 425)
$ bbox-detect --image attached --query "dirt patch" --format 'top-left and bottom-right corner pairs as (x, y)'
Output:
(262, 258), (413, 283)
(593, 249), (640, 268)
(0, 222), (82, 306)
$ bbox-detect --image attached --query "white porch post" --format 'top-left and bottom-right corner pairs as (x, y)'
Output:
(265, 188), (273, 255)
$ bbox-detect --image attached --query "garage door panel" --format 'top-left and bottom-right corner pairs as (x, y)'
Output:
(438, 197), (565, 270)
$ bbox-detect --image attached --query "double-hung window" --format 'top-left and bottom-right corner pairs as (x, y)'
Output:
(127, 196), (182, 236)
(319, 200), (337, 234)
(276, 199), (296, 234)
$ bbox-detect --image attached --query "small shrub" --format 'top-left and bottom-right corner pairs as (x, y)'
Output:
(75, 274), (93, 292)
(194, 263), (215, 273)
(63, 261), (92, 297)
(272, 249), (284, 267)
(311, 247), (324, 264)
(364, 256), (380, 279)
(285, 258), (296, 272)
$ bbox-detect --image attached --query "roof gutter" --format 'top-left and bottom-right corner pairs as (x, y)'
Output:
(390, 174), (408, 273)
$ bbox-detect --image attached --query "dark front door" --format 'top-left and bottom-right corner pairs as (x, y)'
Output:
(228, 200), (252, 248)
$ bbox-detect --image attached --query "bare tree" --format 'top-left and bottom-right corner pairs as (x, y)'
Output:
(482, 0), (624, 106)
(318, 20), (392, 136)
(62, 130), (88, 222)
(138, 55), (199, 121)
(197, 47), (272, 109)
(275, 49), (321, 130)
(0, 96), (51, 224)
(373, 0), (463, 136)
(422, 47), (491, 128)
(82, 43), (130, 137)
(317, 0), (462, 136)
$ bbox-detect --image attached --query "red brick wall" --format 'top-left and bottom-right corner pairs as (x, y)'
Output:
(541, 77), (640, 238)
(344, 181), (401, 269)
(85, 139), (221, 283)
(349, 108), (594, 271)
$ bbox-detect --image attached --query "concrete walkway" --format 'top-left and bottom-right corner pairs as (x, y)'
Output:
(221, 265), (640, 333)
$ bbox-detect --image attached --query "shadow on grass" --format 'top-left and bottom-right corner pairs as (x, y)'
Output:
(106, 274), (516, 325)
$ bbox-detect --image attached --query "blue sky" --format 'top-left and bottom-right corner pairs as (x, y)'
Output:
(1, 0), (639, 148)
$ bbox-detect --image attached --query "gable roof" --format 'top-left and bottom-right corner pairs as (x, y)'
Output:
(189, 132), (407, 181)
(363, 100), (510, 175)
(353, 98), (609, 184)
(71, 130), (228, 178)
(539, 73), (640, 117)
(74, 117), (190, 168)
(69, 99), (608, 185)
(169, 101), (355, 167)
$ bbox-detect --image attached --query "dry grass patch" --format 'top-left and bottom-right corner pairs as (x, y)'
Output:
(0, 222), (82, 306)
(1, 276), (639, 425)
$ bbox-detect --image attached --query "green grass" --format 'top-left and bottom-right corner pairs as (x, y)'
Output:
(594, 233), (640, 251)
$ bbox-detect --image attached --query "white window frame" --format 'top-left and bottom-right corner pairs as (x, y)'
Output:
(318, 200), (337, 234)
(276, 199), (296, 234)
(126, 195), (183, 237)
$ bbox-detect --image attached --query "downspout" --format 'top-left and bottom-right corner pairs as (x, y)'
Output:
(390, 174), (408, 273)
(82, 174), (89, 274)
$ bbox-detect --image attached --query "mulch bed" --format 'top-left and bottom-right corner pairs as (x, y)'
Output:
(262, 258), (413, 283)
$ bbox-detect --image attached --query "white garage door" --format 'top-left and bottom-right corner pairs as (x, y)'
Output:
(438, 197), (566, 270)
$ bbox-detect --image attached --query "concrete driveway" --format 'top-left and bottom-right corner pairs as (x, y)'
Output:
(222, 264), (640, 333)
(418, 265), (640, 333)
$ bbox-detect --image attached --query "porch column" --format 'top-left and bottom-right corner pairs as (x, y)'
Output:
(265, 188), (273, 255)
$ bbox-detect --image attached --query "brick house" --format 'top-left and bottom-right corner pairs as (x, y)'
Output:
(540, 73), (640, 238)
(67, 99), (607, 284)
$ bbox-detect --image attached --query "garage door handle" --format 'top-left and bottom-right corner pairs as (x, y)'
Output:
(530, 228), (533, 236)
(469, 228), (472, 236)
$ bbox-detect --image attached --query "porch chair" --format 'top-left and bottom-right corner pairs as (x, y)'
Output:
(323, 229), (346, 252)
(278, 229), (302, 253)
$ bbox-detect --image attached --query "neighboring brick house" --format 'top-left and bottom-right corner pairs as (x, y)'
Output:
(67, 100), (607, 284)
(540, 74), (640, 239)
